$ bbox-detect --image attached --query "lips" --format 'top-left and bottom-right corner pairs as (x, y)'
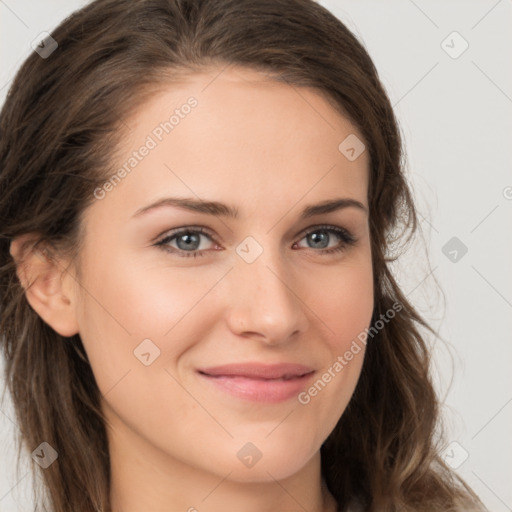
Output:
(197, 363), (315, 403)
(197, 363), (314, 380)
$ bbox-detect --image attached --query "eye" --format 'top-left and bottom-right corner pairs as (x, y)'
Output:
(294, 225), (356, 255)
(154, 224), (356, 258)
(154, 227), (217, 258)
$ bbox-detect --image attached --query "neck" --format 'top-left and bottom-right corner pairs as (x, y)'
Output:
(106, 413), (338, 512)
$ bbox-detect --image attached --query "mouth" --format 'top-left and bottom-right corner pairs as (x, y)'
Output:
(196, 363), (315, 403)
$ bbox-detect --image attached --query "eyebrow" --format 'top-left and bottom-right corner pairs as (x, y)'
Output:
(132, 196), (367, 220)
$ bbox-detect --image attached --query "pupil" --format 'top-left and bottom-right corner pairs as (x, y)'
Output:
(178, 233), (199, 250)
(309, 231), (328, 248)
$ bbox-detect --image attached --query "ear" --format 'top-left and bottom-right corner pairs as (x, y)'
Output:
(9, 234), (80, 337)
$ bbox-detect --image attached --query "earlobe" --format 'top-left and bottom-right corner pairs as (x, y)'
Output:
(9, 235), (80, 338)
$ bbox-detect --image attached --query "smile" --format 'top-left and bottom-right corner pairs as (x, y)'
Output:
(196, 363), (316, 403)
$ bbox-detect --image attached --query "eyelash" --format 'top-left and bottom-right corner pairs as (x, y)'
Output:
(154, 225), (356, 259)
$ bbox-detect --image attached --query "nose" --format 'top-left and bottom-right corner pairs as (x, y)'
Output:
(225, 244), (309, 346)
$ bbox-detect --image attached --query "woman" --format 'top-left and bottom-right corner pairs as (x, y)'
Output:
(0, 0), (487, 511)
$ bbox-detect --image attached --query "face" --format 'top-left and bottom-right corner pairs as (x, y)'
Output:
(69, 66), (373, 484)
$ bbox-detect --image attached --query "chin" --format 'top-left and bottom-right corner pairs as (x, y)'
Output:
(212, 435), (319, 484)
(222, 458), (313, 484)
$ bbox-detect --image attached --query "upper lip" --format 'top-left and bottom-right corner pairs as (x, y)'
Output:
(197, 363), (315, 380)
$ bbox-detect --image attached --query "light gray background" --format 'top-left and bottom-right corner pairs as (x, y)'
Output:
(1, 1), (511, 511)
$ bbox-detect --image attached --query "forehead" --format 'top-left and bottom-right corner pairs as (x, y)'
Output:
(91, 66), (369, 224)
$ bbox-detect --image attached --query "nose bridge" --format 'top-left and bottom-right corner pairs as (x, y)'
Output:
(226, 235), (308, 342)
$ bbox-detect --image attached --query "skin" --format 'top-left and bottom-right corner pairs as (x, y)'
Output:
(11, 66), (373, 512)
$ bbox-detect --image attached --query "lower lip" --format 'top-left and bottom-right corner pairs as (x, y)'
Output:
(198, 372), (315, 403)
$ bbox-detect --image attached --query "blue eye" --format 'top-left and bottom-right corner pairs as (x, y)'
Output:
(294, 226), (356, 254)
(155, 227), (214, 258)
(154, 225), (356, 258)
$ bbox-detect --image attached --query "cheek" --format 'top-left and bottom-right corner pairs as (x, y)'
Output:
(314, 257), (374, 348)
(299, 257), (373, 407)
(73, 256), (210, 444)
(78, 248), (207, 339)
(74, 250), (221, 389)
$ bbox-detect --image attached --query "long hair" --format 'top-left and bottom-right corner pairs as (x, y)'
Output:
(0, 1), (485, 510)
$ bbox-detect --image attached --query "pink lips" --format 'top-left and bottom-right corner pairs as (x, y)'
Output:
(197, 363), (315, 403)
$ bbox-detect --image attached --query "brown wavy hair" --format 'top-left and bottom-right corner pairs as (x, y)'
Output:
(0, 0), (486, 511)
